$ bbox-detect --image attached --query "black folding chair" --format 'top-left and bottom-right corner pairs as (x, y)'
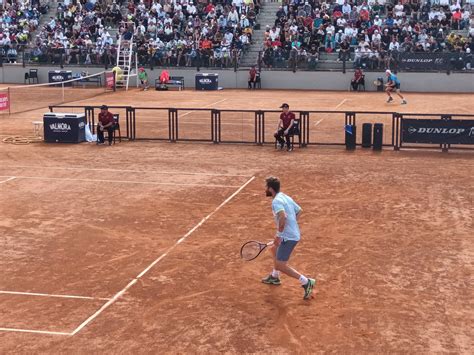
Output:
(28, 69), (39, 84)
(104, 114), (121, 144)
(274, 120), (301, 150)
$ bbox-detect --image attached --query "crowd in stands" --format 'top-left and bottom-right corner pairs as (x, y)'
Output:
(262, 0), (474, 70)
(0, 0), (49, 63)
(125, 0), (259, 68)
(29, 0), (122, 65)
(23, 0), (260, 68)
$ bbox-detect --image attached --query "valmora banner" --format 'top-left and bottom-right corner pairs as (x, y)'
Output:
(0, 92), (9, 111)
(402, 118), (474, 144)
(397, 52), (462, 70)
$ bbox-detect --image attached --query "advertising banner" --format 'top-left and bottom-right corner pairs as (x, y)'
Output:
(0, 92), (9, 111)
(402, 118), (474, 144)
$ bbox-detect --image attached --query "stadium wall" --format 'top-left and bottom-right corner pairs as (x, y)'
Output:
(1, 64), (473, 93)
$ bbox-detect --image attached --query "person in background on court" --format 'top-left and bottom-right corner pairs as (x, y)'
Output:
(97, 105), (115, 146)
(112, 65), (123, 83)
(385, 69), (407, 104)
(262, 176), (316, 300)
(248, 65), (258, 89)
(138, 67), (149, 91)
(159, 69), (170, 89)
(274, 103), (297, 152)
(351, 68), (365, 91)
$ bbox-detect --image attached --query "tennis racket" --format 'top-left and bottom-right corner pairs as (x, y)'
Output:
(240, 241), (274, 261)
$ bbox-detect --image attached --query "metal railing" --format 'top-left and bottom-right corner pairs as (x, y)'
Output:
(48, 105), (474, 152)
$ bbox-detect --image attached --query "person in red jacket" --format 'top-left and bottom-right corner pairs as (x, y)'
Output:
(274, 103), (297, 152)
(97, 105), (115, 145)
(248, 65), (258, 89)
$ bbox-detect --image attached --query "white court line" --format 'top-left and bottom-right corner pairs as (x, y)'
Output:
(70, 175), (255, 336)
(314, 118), (325, 127)
(335, 98), (348, 109)
(314, 99), (349, 126)
(0, 175), (241, 188)
(0, 176), (16, 184)
(180, 98), (228, 118)
(0, 327), (71, 336)
(1, 165), (249, 177)
(0, 290), (110, 301)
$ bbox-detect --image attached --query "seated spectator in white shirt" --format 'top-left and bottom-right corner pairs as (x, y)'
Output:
(394, 2), (404, 17)
(227, 7), (239, 24)
(342, 1), (351, 14)
(389, 39), (400, 52)
(187, 2), (197, 15)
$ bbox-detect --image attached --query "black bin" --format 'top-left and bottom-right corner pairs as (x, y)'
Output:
(362, 123), (372, 148)
(345, 124), (356, 150)
(376, 77), (384, 92)
(373, 123), (383, 151)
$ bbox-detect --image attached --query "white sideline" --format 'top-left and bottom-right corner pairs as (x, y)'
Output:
(70, 175), (255, 336)
(314, 118), (325, 126)
(0, 176), (15, 184)
(335, 98), (348, 109)
(180, 98), (228, 118)
(0, 327), (71, 336)
(0, 290), (110, 301)
(0, 175), (241, 188)
(1, 165), (249, 177)
(314, 98), (348, 126)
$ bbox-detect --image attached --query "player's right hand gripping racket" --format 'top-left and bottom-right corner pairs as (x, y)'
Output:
(240, 241), (274, 261)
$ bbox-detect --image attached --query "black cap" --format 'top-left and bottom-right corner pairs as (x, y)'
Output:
(280, 103), (289, 108)
(101, 105), (108, 110)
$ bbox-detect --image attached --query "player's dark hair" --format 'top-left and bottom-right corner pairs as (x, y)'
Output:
(266, 176), (280, 193)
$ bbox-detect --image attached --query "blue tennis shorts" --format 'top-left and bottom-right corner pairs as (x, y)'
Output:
(276, 240), (298, 262)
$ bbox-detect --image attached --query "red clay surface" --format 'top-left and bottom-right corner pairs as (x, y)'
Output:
(0, 89), (473, 353)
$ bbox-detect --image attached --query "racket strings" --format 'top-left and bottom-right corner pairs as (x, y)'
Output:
(241, 242), (262, 260)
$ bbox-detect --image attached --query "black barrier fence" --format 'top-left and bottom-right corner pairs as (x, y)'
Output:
(49, 105), (474, 152)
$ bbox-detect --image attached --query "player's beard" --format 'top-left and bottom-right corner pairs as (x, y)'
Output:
(265, 188), (272, 197)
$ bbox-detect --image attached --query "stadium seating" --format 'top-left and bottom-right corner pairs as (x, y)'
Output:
(259, 0), (473, 71)
(25, 0), (259, 68)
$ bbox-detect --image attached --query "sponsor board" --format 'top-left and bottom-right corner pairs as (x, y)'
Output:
(0, 92), (9, 111)
(402, 118), (474, 144)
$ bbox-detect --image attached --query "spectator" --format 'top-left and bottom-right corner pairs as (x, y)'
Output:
(138, 67), (149, 91)
(338, 38), (350, 62)
(159, 69), (170, 87)
(248, 65), (258, 89)
(351, 68), (365, 91)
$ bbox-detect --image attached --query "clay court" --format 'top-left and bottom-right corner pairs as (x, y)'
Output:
(0, 88), (473, 353)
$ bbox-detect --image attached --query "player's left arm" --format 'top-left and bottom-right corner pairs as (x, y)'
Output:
(295, 201), (302, 220)
(276, 210), (286, 233)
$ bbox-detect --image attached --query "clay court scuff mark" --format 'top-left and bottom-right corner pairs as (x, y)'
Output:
(85, 251), (141, 269)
